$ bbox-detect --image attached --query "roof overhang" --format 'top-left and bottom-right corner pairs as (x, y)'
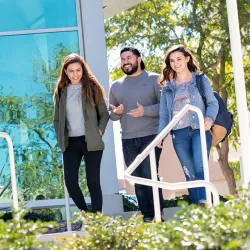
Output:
(103, 0), (145, 19)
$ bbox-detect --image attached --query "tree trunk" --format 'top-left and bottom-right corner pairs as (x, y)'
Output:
(216, 139), (237, 195)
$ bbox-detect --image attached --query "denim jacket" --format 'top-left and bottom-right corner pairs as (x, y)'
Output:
(158, 72), (219, 134)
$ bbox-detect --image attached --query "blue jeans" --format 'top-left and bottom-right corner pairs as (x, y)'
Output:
(172, 127), (212, 204)
(122, 134), (165, 218)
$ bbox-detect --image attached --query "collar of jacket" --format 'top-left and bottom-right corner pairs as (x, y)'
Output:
(162, 71), (197, 93)
(61, 86), (87, 101)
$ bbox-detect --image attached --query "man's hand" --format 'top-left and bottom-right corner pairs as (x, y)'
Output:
(127, 102), (144, 118)
(204, 117), (213, 131)
(110, 104), (124, 115)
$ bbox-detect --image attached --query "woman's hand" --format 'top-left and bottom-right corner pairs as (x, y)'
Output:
(99, 130), (103, 136)
(204, 117), (213, 131)
(157, 140), (164, 148)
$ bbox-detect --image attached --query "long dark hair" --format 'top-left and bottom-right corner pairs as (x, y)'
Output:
(53, 53), (105, 107)
(159, 45), (200, 86)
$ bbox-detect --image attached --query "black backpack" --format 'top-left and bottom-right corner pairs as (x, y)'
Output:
(196, 74), (234, 143)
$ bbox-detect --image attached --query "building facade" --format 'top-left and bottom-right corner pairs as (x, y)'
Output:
(0, 0), (146, 212)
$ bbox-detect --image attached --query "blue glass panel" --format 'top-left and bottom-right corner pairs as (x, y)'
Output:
(0, 31), (79, 201)
(0, 0), (77, 32)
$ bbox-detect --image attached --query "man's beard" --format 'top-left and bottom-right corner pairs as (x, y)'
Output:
(122, 62), (139, 75)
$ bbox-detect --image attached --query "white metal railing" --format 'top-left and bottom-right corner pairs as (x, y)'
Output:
(62, 155), (72, 232)
(0, 133), (73, 231)
(124, 104), (220, 222)
(0, 132), (18, 210)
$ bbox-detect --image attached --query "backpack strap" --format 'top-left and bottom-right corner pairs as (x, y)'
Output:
(196, 74), (208, 108)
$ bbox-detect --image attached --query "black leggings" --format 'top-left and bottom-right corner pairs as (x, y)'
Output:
(63, 136), (103, 212)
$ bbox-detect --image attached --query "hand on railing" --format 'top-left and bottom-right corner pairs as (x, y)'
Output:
(157, 140), (164, 148)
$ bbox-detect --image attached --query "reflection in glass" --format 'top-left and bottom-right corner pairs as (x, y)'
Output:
(0, 31), (90, 202)
(0, 0), (77, 32)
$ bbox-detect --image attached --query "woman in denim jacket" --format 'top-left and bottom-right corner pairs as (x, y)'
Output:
(158, 45), (218, 205)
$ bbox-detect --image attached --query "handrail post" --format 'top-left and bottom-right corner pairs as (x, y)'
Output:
(0, 132), (18, 210)
(149, 150), (161, 222)
(62, 154), (72, 231)
(196, 109), (212, 205)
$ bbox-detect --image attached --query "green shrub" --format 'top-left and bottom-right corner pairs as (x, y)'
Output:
(0, 187), (249, 250)
(0, 208), (61, 250)
(123, 194), (229, 211)
(122, 195), (139, 212)
(0, 208), (62, 222)
(229, 161), (241, 181)
(65, 186), (250, 250)
(164, 194), (192, 208)
(65, 212), (151, 250)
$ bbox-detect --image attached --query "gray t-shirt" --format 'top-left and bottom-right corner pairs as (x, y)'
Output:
(66, 83), (85, 137)
(109, 70), (161, 139)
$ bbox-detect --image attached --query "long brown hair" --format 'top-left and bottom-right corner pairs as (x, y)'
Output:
(159, 45), (200, 86)
(53, 53), (105, 107)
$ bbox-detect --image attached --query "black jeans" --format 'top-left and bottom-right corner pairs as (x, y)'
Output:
(63, 136), (103, 212)
(122, 134), (165, 218)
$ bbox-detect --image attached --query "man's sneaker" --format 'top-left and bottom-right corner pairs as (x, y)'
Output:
(143, 216), (154, 223)
(161, 210), (165, 222)
(198, 200), (207, 207)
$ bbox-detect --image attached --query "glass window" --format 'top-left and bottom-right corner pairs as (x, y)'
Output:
(0, 0), (77, 32)
(0, 31), (80, 201)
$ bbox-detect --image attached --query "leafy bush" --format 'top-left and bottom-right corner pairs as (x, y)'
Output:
(164, 194), (192, 208)
(0, 208), (62, 222)
(122, 195), (139, 212)
(0, 187), (249, 250)
(0, 208), (60, 250)
(124, 194), (229, 211)
(65, 186), (250, 250)
(229, 161), (241, 181)
(65, 213), (149, 250)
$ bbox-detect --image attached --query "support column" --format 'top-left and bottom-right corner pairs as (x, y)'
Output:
(80, 0), (123, 214)
(226, 0), (250, 185)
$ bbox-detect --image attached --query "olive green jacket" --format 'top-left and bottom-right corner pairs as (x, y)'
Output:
(53, 87), (109, 152)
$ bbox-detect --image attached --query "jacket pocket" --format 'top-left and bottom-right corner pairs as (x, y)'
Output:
(85, 124), (104, 151)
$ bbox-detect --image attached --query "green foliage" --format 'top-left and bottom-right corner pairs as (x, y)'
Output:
(164, 194), (192, 208)
(0, 208), (61, 250)
(123, 194), (228, 211)
(65, 185), (250, 250)
(230, 161), (241, 181)
(1, 208), (62, 222)
(65, 212), (150, 250)
(122, 195), (139, 212)
(0, 188), (249, 250)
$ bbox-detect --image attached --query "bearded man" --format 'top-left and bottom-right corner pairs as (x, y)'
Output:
(109, 47), (165, 222)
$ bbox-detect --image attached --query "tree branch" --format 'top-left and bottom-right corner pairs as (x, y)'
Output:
(0, 163), (7, 177)
(0, 180), (11, 197)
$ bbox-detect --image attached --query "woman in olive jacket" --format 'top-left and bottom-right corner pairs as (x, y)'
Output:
(53, 53), (109, 213)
